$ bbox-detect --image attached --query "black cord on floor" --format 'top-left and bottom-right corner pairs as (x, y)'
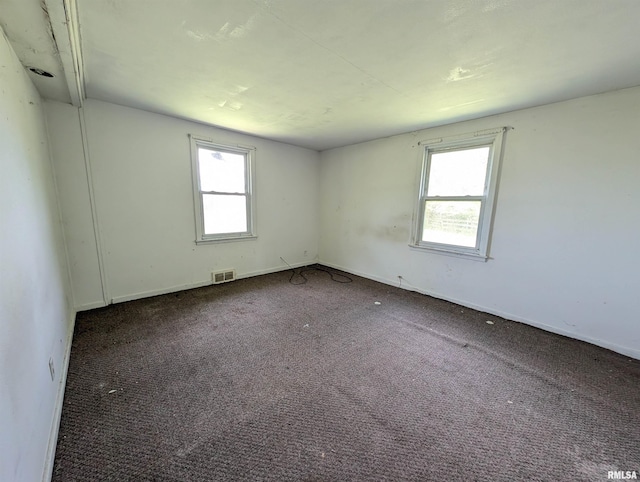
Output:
(287, 265), (353, 285)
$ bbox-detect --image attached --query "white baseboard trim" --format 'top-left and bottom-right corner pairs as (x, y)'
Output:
(238, 260), (311, 280)
(42, 313), (76, 482)
(111, 280), (213, 304)
(75, 300), (107, 312)
(318, 260), (640, 361)
(109, 261), (313, 305)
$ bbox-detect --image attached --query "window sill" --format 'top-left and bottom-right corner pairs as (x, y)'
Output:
(196, 234), (257, 245)
(409, 243), (489, 261)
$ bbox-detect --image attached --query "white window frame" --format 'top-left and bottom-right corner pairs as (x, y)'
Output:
(189, 135), (257, 244)
(411, 127), (506, 260)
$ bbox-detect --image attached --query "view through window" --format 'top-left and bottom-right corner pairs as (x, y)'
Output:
(190, 137), (255, 242)
(198, 147), (248, 235)
(414, 128), (505, 258)
(422, 146), (490, 247)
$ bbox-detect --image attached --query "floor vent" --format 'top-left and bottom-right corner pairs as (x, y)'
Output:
(212, 269), (236, 284)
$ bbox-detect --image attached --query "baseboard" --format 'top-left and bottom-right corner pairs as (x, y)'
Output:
(318, 260), (640, 361)
(111, 280), (213, 304)
(41, 313), (76, 482)
(238, 260), (312, 280)
(75, 300), (107, 312)
(109, 261), (313, 305)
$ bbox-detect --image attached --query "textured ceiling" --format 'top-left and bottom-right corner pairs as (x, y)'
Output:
(3, 0), (640, 150)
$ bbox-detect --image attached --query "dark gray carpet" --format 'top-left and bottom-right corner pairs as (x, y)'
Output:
(53, 266), (640, 481)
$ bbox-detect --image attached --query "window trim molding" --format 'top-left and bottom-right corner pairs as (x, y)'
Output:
(410, 127), (507, 260)
(189, 134), (257, 244)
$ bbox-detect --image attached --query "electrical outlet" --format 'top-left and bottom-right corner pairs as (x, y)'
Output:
(48, 357), (55, 381)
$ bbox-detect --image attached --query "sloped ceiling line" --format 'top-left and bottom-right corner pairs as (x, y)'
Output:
(44, 0), (85, 106)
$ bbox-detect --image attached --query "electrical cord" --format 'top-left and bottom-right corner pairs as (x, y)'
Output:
(288, 265), (353, 285)
(280, 258), (353, 285)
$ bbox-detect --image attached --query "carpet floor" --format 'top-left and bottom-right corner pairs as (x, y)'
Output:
(52, 266), (640, 481)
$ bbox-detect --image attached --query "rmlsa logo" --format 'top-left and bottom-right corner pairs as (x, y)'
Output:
(608, 471), (638, 480)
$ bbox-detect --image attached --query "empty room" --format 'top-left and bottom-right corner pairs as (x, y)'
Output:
(1, 0), (639, 481)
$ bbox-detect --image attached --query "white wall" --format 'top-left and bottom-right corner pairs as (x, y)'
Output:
(319, 86), (640, 359)
(48, 99), (320, 306)
(0, 29), (74, 482)
(45, 101), (104, 310)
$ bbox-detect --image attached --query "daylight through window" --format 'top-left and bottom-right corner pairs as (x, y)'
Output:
(190, 136), (255, 243)
(413, 128), (506, 258)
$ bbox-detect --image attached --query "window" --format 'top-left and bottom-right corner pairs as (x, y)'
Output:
(190, 135), (256, 243)
(412, 127), (506, 259)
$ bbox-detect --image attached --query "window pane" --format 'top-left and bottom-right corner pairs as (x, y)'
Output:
(202, 194), (247, 235)
(198, 148), (246, 193)
(422, 200), (481, 248)
(427, 146), (490, 196)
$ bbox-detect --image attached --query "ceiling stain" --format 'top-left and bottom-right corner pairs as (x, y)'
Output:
(186, 30), (216, 42)
(447, 67), (474, 82)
